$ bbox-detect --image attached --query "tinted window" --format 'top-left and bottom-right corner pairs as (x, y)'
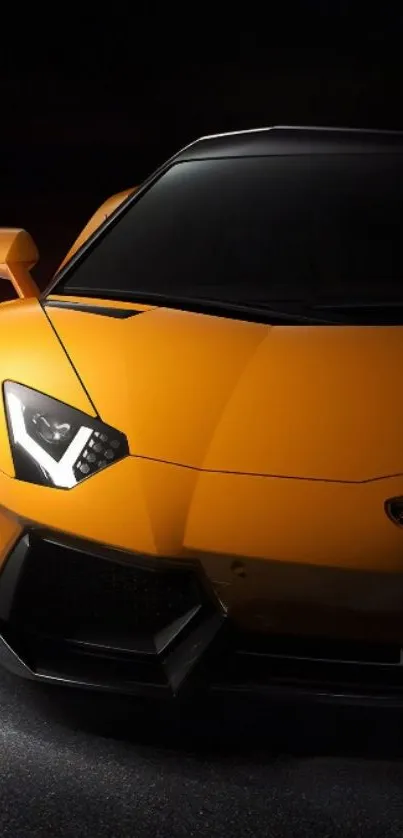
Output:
(54, 155), (403, 307)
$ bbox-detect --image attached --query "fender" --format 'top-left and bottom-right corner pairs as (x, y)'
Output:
(57, 187), (138, 272)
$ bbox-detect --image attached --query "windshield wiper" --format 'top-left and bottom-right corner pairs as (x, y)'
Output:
(234, 298), (339, 324)
(54, 287), (336, 325)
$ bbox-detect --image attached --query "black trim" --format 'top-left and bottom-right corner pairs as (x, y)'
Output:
(199, 623), (403, 709)
(47, 291), (335, 326)
(0, 634), (36, 681)
(45, 301), (143, 319)
(175, 126), (403, 161)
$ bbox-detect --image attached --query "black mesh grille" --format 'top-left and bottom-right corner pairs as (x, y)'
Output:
(8, 534), (208, 653)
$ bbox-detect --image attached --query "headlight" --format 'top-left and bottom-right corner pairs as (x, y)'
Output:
(3, 381), (129, 489)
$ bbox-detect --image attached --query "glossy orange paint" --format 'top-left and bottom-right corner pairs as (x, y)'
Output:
(0, 507), (22, 569)
(45, 299), (403, 482)
(57, 188), (137, 272)
(0, 228), (40, 299)
(0, 291), (402, 640)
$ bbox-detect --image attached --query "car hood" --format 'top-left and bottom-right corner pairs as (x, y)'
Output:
(45, 298), (403, 482)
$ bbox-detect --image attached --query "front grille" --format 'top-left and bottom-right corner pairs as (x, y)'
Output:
(0, 530), (223, 694)
(9, 534), (204, 651)
(3, 531), (403, 704)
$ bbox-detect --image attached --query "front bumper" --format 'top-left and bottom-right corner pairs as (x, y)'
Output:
(2, 529), (403, 707)
(0, 530), (225, 697)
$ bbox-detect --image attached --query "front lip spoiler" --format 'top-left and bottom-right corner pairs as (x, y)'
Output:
(2, 632), (403, 708)
(0, 618), (225, 699)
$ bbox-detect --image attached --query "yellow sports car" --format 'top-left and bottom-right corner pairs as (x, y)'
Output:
(0, 125), (402, 704)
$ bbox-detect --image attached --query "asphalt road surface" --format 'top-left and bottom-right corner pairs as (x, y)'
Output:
(1, 670), (403, 838)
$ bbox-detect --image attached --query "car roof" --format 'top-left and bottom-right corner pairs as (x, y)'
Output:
(174, 125), (403, 161)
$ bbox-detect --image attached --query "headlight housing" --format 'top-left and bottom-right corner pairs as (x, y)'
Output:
(3, 381), (129, 489)
(385, 497), (403, 528)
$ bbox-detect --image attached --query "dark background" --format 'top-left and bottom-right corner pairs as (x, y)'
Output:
(2, 11), (403, 836)
(1, 6), (402, 292)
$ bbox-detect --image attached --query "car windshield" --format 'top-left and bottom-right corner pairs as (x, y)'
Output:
(52, 154), (403, 319)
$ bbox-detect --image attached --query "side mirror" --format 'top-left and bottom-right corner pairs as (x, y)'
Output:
(0, 228), (40, 299)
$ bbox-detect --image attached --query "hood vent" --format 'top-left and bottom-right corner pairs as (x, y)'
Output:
(44, 300), (141, 319)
